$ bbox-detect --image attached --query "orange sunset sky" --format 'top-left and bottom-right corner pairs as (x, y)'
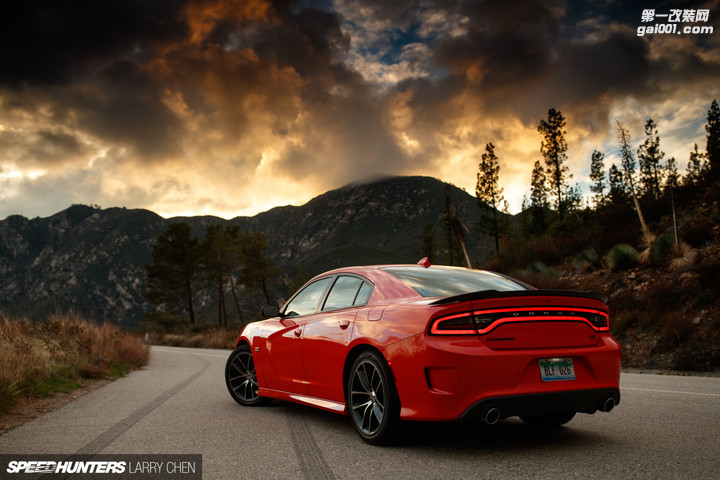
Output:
(1, 0), (719, 219)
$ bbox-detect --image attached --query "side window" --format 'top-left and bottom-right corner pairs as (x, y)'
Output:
(284, 277), (332, 317)
(354, 282), (373, 306)
(322, 276), (363, 311)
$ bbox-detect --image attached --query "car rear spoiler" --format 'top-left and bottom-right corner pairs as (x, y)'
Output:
(429, 289), (609, 306)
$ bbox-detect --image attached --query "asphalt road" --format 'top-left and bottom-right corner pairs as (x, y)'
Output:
(1, 346), (719, 479)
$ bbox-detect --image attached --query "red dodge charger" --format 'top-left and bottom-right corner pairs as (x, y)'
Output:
(225, 260), (621, 444)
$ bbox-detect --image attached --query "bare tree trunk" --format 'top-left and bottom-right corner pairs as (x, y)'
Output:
(449, 203), (472, 269)
(671, 189), (681, 255)
(459, 238), (472, 269)
(261, 276), (271, 304)
(492, 208), (499, 252)
(185, 278), (195, 325)
(631, 191), (652, 240)
(222, 287), (228, 328)
(228, 275), (244, 326)
(217, 279), (227, 327)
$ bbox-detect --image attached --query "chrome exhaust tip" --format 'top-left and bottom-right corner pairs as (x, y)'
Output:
(484, 407), (501, 425)
(601, 397), (616, 412)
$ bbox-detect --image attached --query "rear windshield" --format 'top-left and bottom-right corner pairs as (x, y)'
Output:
(383, 267), (529, 298)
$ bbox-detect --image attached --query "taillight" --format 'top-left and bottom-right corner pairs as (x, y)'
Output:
(430, 312), (476, 334)
(586, 312), (609, 330)
(429, 307), (610, 335)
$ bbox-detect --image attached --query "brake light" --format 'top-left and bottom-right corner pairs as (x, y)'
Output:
(430, 312), (476, 334)
(429, 307), (610, 335)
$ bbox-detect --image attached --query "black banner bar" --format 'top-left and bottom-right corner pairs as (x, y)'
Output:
(0, 455), (201, 480)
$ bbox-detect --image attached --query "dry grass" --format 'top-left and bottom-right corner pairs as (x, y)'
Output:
(668, 242), (698, 272)
(0, 313), (150, 412)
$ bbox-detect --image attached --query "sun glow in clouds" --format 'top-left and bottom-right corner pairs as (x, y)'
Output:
(0, 1), (717, 219)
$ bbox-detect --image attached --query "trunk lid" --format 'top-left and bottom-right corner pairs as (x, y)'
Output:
(430, 290), (609, 350)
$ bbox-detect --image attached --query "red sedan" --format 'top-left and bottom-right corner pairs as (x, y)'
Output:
(225, 260), (621, 444)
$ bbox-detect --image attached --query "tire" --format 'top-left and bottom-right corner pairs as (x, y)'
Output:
(225, 345), (271, 406)
(347, 351), (400, 445)
(520, 411), (576, 427)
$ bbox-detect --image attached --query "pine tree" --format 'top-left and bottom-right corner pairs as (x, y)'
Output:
(617, 121), (652, 242)
(589, 150), (606, 207)
(685, 144), (708, 185)
(239, 231), (279, 305)
(421, 223), (435, 262)
(637, 118), (664, 199)
(706, 99), (720, 180)
(617, 122), (638, 196)
(519, 195), (531, 239)
(499, 199), (513, 240)
(564, 183), (583, 213)
(199, 224), (265, 327)
(530, 160), (548, 233)
(608, 164), (627, 205)
(288, 261), (310, 297)
(664, 156), (679, 193)
(224, 226), (247, 326)
(441, 184), (462, 265)
(143, 222), (200, 325)
(476, 142), (504, 252)
(200, 224), (231, 327)
(538, 108), (570, 216)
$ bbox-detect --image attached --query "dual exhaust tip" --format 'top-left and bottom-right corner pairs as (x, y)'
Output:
(482, 397), (615, 424)
(483, 407), (501, 425)
(601, 397), (616, 413)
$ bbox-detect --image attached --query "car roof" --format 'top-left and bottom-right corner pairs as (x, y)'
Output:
(310, 264), (499, 301)
(320, 263), (473, 276)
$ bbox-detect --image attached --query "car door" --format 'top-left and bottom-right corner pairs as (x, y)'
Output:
(302, 275), (373, 402)
(263, 277), (333, 395)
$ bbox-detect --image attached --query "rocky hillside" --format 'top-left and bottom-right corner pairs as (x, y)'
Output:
(0, 176), (494, 328)
(0, 206), (167, 324)
(234, 175), (490, 274)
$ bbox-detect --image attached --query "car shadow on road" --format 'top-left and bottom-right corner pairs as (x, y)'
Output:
(275, 401), (614, 451)
(394, 417), (613, 451)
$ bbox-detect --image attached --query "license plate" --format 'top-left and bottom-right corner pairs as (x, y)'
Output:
(539, 358), (575, 382)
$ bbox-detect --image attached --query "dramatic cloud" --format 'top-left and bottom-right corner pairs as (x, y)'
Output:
(1, 0), (719, 218)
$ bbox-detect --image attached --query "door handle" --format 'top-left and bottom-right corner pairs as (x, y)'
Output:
(339, 320), (350, 329)
(294, 328), (302, 337)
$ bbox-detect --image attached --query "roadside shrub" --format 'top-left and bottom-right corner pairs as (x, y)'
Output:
(573, 249), (601, 273)
(650, 233), (676, 265)
(511, 262), (569, 290)
(606, 244), (639, 271)
(527, 261), (560, 278)
(668, 242), (698, 272)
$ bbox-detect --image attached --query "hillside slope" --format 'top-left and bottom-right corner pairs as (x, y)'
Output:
(0, 176), (493, 327)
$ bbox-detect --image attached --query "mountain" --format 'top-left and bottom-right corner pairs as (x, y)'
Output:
(0, 176), (495, 328)
(0, 205), (167, 324)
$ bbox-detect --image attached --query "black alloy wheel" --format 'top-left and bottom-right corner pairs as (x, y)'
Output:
(225, 345), (270, 406)
(348, 351), (400, 445)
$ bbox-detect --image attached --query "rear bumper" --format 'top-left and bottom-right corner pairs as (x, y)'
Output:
(383, 333), (621, 421)
(460, 387), (621, 421)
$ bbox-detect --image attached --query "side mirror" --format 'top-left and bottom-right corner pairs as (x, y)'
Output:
(261, 304), (280, 318)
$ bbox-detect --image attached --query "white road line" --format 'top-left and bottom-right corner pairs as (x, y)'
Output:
(623, 387), (720, 397)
